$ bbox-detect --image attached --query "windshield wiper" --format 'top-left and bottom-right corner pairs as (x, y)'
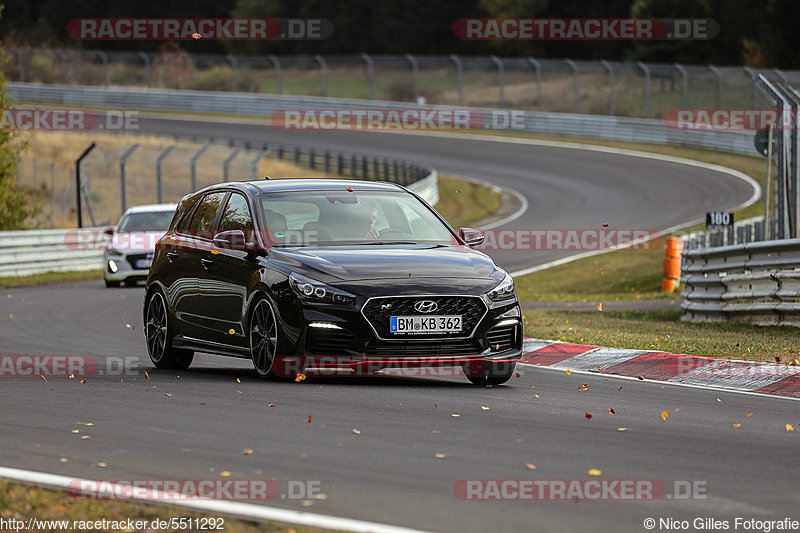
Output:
(354, 241), (420, 245)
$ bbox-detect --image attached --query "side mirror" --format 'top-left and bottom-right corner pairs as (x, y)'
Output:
(459, 227), (484, 247)
(104, 227), (115, 237)
(213, 230), (257, 252)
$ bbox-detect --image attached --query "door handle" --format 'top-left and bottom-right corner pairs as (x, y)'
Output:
(166, 252), (179, 263)
(200, 258), (213, 269)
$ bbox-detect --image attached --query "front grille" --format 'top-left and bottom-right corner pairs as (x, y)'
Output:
(126, 253), (150, 269)
(364, 338), (481, 357)
(486, 323), (518, 352)
(362, 296), (487, 339)
(306, 328), (355, 355)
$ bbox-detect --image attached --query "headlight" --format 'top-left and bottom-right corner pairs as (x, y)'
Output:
(487, 272), (516, 302)
(289, 273), (356, 304)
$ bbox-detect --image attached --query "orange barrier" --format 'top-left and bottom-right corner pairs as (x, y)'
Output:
(662, 237), (683, 292)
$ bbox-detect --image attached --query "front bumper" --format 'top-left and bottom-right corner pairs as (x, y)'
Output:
(274, 294), (522, 377)
(104, 251), (152, 282)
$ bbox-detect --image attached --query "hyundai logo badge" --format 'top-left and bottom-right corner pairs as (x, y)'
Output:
(414, 300), (438, 313)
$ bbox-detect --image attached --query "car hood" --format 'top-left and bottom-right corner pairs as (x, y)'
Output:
(267, 244), (500, 283)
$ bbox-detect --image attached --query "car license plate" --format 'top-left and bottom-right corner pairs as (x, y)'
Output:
(135, 259), (152, 269)
(390, 315), (462, 334)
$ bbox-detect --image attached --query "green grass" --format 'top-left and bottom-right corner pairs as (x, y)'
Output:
(522, 309), (800, 362)
(0, 478), (331, 533)
(515, 246), (679, 302)
(434, 175), (501, 229)
(0, 270), (103, 288)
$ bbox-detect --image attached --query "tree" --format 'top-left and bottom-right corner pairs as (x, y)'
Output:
(0, 6), (33, 230)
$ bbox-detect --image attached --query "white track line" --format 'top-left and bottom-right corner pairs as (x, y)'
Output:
(0, 466), (431, 533)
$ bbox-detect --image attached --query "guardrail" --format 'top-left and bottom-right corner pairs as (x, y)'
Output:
(7, 82), (756, 156)
(0, 229), (104, 277)
(680, 239), (800, 326)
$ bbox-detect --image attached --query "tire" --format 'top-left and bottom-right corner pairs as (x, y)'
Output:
(144, 290), (194, 370)
(104, 279), (121, 288)
(464, 360), (516, 386)
(249, 298), (283, 379)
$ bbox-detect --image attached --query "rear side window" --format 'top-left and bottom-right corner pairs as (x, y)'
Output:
(186, 192), (226, 239)
(219, 193), (254, 233)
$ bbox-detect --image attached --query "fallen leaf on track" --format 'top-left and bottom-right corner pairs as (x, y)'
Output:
(534, 394), (540, 398)
(295, 373), (307, 382)
(716, 397), (721, 402)
(241, 449), (253, 455)
(435, 453), (445, 458)
(637, 376), (644, 380)
(164, 393), (172, 397)
(307, 415), (312, 423)
(732, 423), (741, 428)
(618, 428), (628, 431)
(144, 370), (149, 380)
(588, 468), (602, 476)
(525, 463), (536, 470)
(80, 380), (86, 384)
(787, 424), (795, 432)
(236, 377), (241, 383)
(585, 412), (592, 419)
(451, 414), (461, 418)
(565, 370), (572, 376)
(661, 411), (670, 420)
(515, 372), (521, 378)
(220, 471), (231, 477)
(352, 428), (361, 435)
(268, 403), (277, 407)
(94, 462), (107, 468)
(745, 413), (753, 418)
(481, 406), (489, 410)
(609, 408), (616, 415)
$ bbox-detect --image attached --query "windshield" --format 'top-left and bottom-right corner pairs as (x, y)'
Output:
(259, 190), (455, 246)
(117, 210), (175, 232)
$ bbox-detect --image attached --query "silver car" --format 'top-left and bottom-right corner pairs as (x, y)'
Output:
(103, 204), (177, 287)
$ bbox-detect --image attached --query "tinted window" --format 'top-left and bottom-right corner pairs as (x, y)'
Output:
(186, 192), (226, 238)
(219, 193), (254, 233)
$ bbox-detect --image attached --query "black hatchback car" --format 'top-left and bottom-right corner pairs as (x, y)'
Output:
(143, 178), (521, 385)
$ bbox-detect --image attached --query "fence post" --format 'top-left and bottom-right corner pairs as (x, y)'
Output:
(449, 54), (464, 106)
(361, 53), (374, 100)
(56, 50), (68, 84)
(600, 59), (615, 116)
(96, 50), (110, 88)
(190, 144), (210, 191)
(637, 61), (651, 118)
(119, 144), (140, 213)
(674, 63), (688, 109)
(186, 52), (194, 89)
(223, 148), (241, 182)
(50, 163), (55, 224)
(526, 57), (542, 111)
(406, 54), (419, 102)
(490, 55), (505, 108)
(708, 65), (723, 109)
(565, 59), (579, 113)
(138, 52), (150, 88)
(227, 54), (239, 91)
(268, 54), (282, 94)
(156, 145), (175, 204)
(743, 66), (758, 109)
(12, 47), (24, 82)
(314, 55), (327, 97)
(251, 149), (269, 179)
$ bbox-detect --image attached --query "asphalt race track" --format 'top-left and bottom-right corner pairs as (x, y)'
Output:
(2, 123), (789, 533)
